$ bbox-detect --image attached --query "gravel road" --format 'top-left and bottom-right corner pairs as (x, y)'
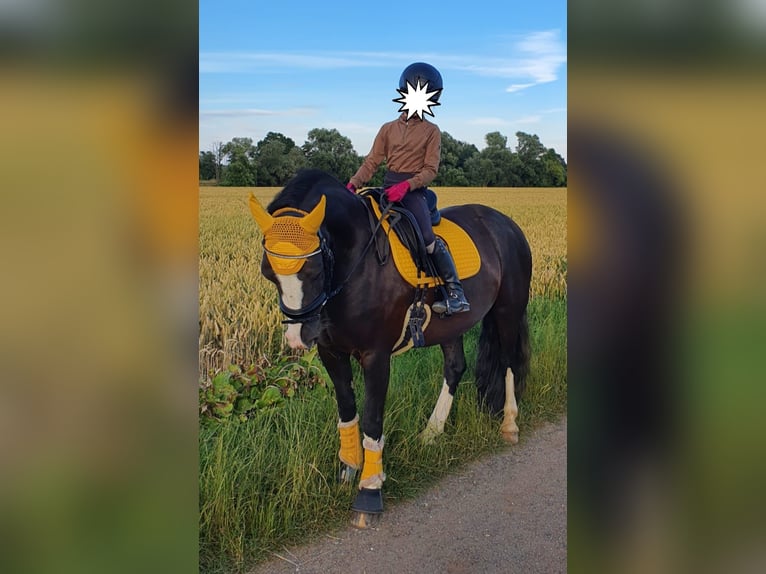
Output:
(250, 417), (567, 574)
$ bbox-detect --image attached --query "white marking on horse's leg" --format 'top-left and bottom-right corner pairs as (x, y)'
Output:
(421, 379), (454, 444)
(275, 273), (305, 349)
(500, 367), (519, 443)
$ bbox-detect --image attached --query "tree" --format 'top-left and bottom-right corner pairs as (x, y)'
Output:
(485, 131), (508, 150)
(514, 132), (547, 186)
(221, 137), (256, 186)
(199, 151), (216, 181)
(540, 148), (567, 187)
(254, 132), (305, 186)
(435, 132), (477, 186)
(212, 141), (225, 183)
(302, 128), (360, 183)
(202, 128), (565, 188)
(465, 156), (496, 187)
(468, 131), (515, 186)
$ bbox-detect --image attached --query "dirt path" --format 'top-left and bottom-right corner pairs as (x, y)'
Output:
(250, 418), (567, 574)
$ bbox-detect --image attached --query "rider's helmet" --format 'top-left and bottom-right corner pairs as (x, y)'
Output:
(398, 62), (443, 101)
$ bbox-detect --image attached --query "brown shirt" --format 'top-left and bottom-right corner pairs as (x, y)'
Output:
(350, 113), (441, 190)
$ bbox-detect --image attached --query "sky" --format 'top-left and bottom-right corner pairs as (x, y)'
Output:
(199, 0), (567, 160)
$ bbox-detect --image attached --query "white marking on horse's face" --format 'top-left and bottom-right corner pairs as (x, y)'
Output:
(275, 273), (306, 349)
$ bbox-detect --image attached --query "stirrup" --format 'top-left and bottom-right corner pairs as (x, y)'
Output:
(432, 287), (470, 315)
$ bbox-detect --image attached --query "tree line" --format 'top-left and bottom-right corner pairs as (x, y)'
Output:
(199, 128), (567, 188)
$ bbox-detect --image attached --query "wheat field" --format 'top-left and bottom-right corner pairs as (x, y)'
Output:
(199, 186), (566, 378)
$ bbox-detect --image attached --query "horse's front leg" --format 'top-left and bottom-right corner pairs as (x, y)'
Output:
(351, 349), (391, 526)
(317, 344), (362, 483)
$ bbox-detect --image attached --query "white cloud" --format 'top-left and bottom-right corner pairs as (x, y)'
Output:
(468, 114), (541, 127)
(200, 30), (566, 94)
(199, 31), (566, 154)
(199, 107), (316, 119)
(468, 117), (513, 126)
(506, 83), (536, 93)
(514, 115), (543, 125)
(199, 52), (367, 73)
(457, 29), (566, 93)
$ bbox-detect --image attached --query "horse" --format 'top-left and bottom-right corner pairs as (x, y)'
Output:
(248, 168), (532, 527)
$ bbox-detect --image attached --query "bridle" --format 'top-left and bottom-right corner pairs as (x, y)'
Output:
(265, 199), (391, 325)
(267, 231), (335, 325)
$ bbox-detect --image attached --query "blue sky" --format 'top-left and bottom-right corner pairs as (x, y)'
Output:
(199, 1), (567, 160)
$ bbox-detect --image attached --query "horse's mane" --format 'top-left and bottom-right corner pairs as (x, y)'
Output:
(268, 169), (345, 212)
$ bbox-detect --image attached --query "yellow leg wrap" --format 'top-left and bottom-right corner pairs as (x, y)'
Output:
(338, 417), (363, 469)
(360, 448), (383, 483)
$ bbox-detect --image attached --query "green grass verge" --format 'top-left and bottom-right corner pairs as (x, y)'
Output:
(199, 295), (566, 573)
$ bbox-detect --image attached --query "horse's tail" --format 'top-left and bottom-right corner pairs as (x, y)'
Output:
(475, 306), (531, 416)
(514, 309), (531, 398)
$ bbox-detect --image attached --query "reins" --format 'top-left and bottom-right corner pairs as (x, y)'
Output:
(326, 199), (392, 299)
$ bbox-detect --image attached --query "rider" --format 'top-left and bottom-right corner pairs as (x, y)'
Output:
(345, 62), (470, 315)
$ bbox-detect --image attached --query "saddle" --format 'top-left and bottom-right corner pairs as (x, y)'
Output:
(361, 189), (481, 288)
(361, 189), (481, 356)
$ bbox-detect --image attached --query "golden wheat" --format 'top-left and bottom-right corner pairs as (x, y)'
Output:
(199, 186), (566, 377)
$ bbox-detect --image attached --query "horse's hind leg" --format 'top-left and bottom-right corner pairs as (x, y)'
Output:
(499, 308), (530, 444)
(500, 367), (519, 444)
(421, 337), (466, 444)
(476, 302), (530, 444)
(318, 345), (362, 482)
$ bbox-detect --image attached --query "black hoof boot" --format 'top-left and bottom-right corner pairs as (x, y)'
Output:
(350, 488), (383, 529)
(352, 487), (384, 514)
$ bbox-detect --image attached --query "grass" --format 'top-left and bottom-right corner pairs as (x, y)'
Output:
(198, 186), (567, 573)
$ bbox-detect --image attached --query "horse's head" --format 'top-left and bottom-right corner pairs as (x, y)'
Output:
(249, 193), (330, 349)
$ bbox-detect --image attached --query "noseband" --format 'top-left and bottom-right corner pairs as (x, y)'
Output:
(266, 232), (335, 325)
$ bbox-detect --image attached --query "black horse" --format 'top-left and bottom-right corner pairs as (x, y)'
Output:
(249, 169), (532, 526)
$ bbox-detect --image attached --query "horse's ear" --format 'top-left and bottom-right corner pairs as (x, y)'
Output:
(299, 195), (326, 235)
(249, 193), (273, 233)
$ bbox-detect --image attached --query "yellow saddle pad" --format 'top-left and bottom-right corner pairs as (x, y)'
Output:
(367, 197), (481, 288)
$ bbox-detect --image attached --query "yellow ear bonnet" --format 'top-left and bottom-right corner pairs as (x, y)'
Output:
(249, 195), (327, 275)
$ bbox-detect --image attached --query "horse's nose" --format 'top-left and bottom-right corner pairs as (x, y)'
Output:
(284, 323), (306, 349)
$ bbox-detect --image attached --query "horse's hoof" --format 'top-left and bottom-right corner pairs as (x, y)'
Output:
(338, 465), (358, 484)
(419, 427), (438, 445)
(350, 510), (381, 529)
(350, 488), (383, 529)
(502, 430), (519, 444)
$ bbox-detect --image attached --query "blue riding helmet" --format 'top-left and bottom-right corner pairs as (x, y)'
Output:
(399, 63), (443, 102)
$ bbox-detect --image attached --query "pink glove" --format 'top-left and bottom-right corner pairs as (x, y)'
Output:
(385, 181), (410, 202)
(346, 182), (357, 194)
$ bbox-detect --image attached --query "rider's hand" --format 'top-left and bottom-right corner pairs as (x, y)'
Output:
(385, 181), (410, 202)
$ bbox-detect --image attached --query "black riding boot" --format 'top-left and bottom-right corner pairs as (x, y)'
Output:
(430, 238), (470, 315)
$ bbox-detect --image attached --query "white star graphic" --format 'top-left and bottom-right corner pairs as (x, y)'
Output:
(392, 79), (442, 120)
